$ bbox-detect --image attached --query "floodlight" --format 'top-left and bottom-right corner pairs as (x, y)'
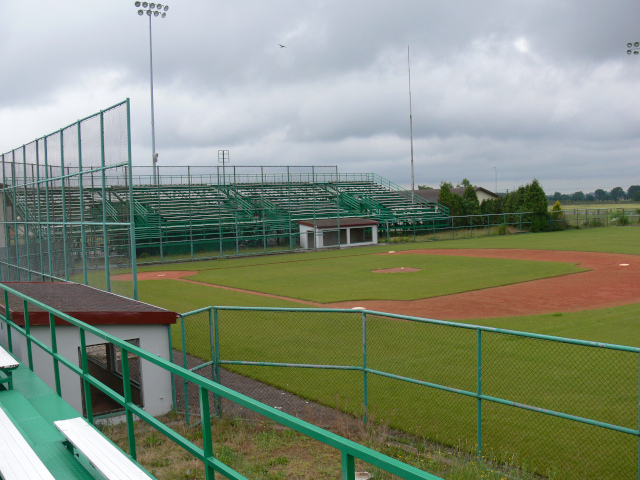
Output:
(628, 42), (633, 48)
(628, 49), (633, 55)
(133, 0), (169, 186)
(636, 42), (640, 48)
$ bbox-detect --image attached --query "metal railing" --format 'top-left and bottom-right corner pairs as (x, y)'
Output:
(0, 283), (441, 480)
(177, 306), (640, 480)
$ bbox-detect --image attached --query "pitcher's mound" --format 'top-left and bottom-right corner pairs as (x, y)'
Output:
(371, 267), (421, 273)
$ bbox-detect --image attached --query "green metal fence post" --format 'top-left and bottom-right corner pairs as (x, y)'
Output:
(11, 156), (19, 280)
(121, 345), (137, 460)
(362, 310), (368, 426)
(199, 385), (215, 480)
(99, 110), (111, 293)
(181, 314), (191, 424)
(43, 137), (54, 281)
(79, 329), (94, 424)
(637, 351), (640, 480)
(4, 291), (12, 353)
(477, 329), (482, 460)
(342, 452), (355, 480)
(23, 300), (33, 371)
(168, 324), (177, 411)
(49, 312), (61, 396)
(519, 212), (522, 232)
(210, 307), (221, 416)
(22, 145), (32, 282)
(59, 129), (69, 281)
(77, 122), (89, 286)
(125, 99), (139, 300)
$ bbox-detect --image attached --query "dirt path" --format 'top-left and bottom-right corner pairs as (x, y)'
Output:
(114, 249), (640, 320)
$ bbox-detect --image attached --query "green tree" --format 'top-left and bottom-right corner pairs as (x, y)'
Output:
(549, 200), (566, 230)
(438, 182), (464, 218)
(571, 191), (585, 202)
(594, 189), (607, 201)
(627, 185), (640, 199)
(480, 197), (503, 215)
(462, 184), (482, 223)
(585, 194), (594, 202)
(610, 187), (625, 202)
(634, 190), (640, 202)
(417, 185), (433, 190)
(524, 179), (548, 216)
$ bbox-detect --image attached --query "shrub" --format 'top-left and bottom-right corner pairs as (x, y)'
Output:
(530, 215), (548, 232)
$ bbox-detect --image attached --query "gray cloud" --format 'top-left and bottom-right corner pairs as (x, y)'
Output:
(1, 0), (640, 194)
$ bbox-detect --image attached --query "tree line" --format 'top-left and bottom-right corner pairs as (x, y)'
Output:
(548, 186), (640, 203)
(435, 178), (550, 231)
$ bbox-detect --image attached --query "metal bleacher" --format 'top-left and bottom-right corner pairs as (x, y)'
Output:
(4, 174), (449, 254)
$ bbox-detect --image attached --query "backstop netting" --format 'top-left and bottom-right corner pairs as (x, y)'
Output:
(0, 99), (138, 299)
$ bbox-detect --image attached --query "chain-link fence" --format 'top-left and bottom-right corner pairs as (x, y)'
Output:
(173, 306), (639, 480)
(0, 100), (138, 299)
(548, 207), (640, 229)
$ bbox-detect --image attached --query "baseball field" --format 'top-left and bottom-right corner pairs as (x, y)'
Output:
(114, 226), (640, 479)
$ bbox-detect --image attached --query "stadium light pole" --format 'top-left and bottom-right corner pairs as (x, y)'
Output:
(134, 2), (169, 185)
(626, 41), (640, 56)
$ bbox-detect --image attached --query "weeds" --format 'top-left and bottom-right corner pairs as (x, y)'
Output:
(98, 412), (549, 480)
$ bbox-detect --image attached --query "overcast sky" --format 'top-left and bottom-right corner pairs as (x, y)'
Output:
(1, 1), (639, 194)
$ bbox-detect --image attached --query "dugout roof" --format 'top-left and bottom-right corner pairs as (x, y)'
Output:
(0, 282), (177, 326)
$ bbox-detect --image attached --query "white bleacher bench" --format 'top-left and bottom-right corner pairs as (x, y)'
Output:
(54, 417), (153, 480)
(0, 406), (55, 480)
(0, 345), (19, 390)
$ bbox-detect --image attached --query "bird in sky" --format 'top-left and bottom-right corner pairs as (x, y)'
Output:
(279, 44), (286, 48)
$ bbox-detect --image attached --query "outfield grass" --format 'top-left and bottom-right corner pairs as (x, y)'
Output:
(187, 254), (584, 303)
(554, 202), (640, 211)
(131, 227), (640, 480)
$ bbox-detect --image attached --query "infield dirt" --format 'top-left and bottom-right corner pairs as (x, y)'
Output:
(114, 249), (640, 320)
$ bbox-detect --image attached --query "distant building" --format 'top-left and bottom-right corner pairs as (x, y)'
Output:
(413, 187), (500, 204)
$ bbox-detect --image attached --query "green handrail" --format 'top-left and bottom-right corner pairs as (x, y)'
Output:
(0, 283), (441, 480)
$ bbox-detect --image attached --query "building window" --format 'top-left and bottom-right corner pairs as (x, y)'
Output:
(79, 339), (144, 417)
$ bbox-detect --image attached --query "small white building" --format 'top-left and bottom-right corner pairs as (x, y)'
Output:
(0, 282), (178, 419)
(299, 217), (379, 249)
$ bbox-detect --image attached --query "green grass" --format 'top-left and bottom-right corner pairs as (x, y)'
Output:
(104, 412), (545, 480)
(553, 202), (640, 211)
(132, 227), (640, 480)
(187, 254), (584, 302)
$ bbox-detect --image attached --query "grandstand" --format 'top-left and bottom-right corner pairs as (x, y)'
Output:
(3, 168), (449, 259)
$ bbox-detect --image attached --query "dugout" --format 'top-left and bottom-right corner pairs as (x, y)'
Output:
(0, 282), (177, 419)
(299, 217), (379, 249)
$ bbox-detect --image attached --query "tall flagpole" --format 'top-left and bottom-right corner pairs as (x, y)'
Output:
(408, 45), (415, 196)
